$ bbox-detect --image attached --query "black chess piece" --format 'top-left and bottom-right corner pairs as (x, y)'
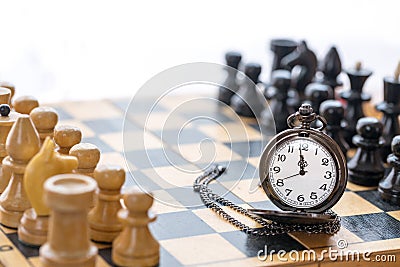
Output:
(305, 83), (332, 114)
(261, 70), (295, 133)
(375, 76), (400, 160)
(340, 63), (372, 147)
(280, 40), (318, 101)
(347, 117), (385, 186)
(319, 46), (343, 96)
(231, 63), (265, 117)
(378, 135), (400, 205)
(218, 51), (242, 105)
(320, 100), (349, 156)
(269, 39), (298, 74)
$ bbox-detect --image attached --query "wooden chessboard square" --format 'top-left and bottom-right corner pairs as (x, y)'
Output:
(341, 213), (400, 242)
(141, 165), (200, 189)
(198, 122), (263, 142)
(388, 210), (400, 221)
(290, 227), (363, 249)
(224, 140), (264, 158)
(128, 170), (163, 191)
(220, 231), (306, 258)
(128, 111), (189, 131)
(82, 136), (115, 153)
(221, 178), (267, 203)
(83, 117), (139, 134)
(332, 192), (382, 216)
(57, 100), (123, 120)
(124, 148), (189, 169)
(58, 119), (96, 138)
(355, 190), (400, 212)
(101, 130), (163, 152)
(151, 211), (216, 241)
(193, 204), (260, 233)
(155, 127), (211, 145)
(248, 200), (282, 211)
(98, 152), (130, 171)
(165, 182), (245, 208)
(217, 160), (258, 182)
(151, 190), (187, 214)
(160, 233), (246, 265)
(176, 142), (242, 164)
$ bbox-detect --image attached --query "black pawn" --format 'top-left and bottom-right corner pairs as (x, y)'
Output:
(320, 100), (349, 156)
(305, 83), (332, 114)
(231, 63), (265, 117)
(269, 39), (297, 74)
(261, 70), (294, 133)
(281, 40), (318, 101)
(375, 77), (400, 160)
(218, 52), (242, 105)
(320, 46), (343, 95)
(378, 135), (400, 205)
(340, 64), (372, 147)
(347, 117), (385, 186)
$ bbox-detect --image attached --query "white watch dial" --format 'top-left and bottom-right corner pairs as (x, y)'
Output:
(268, 138), (336, 208)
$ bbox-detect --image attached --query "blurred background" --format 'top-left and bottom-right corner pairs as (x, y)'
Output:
(0, 0), (399, 102)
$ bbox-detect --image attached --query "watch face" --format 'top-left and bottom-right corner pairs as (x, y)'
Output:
(268, 137), (336, 209)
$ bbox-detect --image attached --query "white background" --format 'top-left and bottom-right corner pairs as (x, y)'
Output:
(0, 0), (399, 102)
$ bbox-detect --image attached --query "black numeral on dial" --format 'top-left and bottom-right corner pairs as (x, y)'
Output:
(277, 154), (286, 162)
(324, 171), (332, 179)
(310, 192), (317, 199)
(288, 146), (294, 153)
(321, 158), (329, 166)
(273, 166), (280, 173)
(297, 195), (305, 202)
(276, 179), (284, 186)
(319, 184), (327, 191)
(285, 189), (292, 196)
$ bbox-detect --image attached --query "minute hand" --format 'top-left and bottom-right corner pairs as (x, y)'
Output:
(280, 171), (307, 180)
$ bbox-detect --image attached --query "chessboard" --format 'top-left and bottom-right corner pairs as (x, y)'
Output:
(0, 94), (399, 267)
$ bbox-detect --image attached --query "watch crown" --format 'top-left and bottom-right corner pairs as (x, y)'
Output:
(299, 103), (313, 116)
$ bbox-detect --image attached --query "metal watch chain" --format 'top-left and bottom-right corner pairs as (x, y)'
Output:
(193, 165), (341, 236)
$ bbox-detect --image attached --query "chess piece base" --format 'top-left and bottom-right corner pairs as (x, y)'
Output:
(0, 205), (23, 229)
(348, 170), (383, 186)
(378, 188), (400, 205)
(18, 208), (48, 246)
(40, 243), (97, 267)
(112, 249), (159, 267)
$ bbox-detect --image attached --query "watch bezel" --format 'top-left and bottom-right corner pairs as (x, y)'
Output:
(259, 128), (348, 213)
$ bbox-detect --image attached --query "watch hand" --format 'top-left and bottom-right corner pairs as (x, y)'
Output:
(280, 171), (308, 180)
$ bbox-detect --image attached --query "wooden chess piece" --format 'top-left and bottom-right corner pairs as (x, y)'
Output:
(261, 70), (295, 133)
(269, 39), (297, 74)
(347, 117), (385, 186)
(13, 95), (39, 114)
(376, 62), (400, 160)
(54, 125), (82, 155)
(88, 165), (125, 243)
(0, 81), (15, 106)
(320, 100), (349, 156)
(39, 174), (98, 267)
(305, 83), (332, 114)
(281, 40), (318, 101)
(218, 51), (242, 105)
(231, 63), (265, 117)
(0, 115), (40, 228)
(69, 143), (100, 178)
(340, 62), (372, 147)
(379, 135), (400, 204)
(112, 187), (159, 267)
(319, 46), (343, 95)
(30, 107), (59, 146)
(0, 88), (18, 194)
(18, 137), (78, 246)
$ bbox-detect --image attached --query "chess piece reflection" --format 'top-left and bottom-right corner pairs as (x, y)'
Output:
(379, 135), (400, 205)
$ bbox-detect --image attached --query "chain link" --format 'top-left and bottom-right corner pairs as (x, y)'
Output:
(193, 165), (341, 236)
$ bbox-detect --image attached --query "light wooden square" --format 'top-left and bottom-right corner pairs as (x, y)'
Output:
(176, 142), (242, 164)
(332, 192), (382, 216)
(160, 233), (245, 265)
(198, 122), (262, 142)
(58, 100), (122, 120)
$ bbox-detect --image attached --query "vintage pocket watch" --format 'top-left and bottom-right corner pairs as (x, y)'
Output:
(193, 104), (347, 235)
(256, 103), (348, 219)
